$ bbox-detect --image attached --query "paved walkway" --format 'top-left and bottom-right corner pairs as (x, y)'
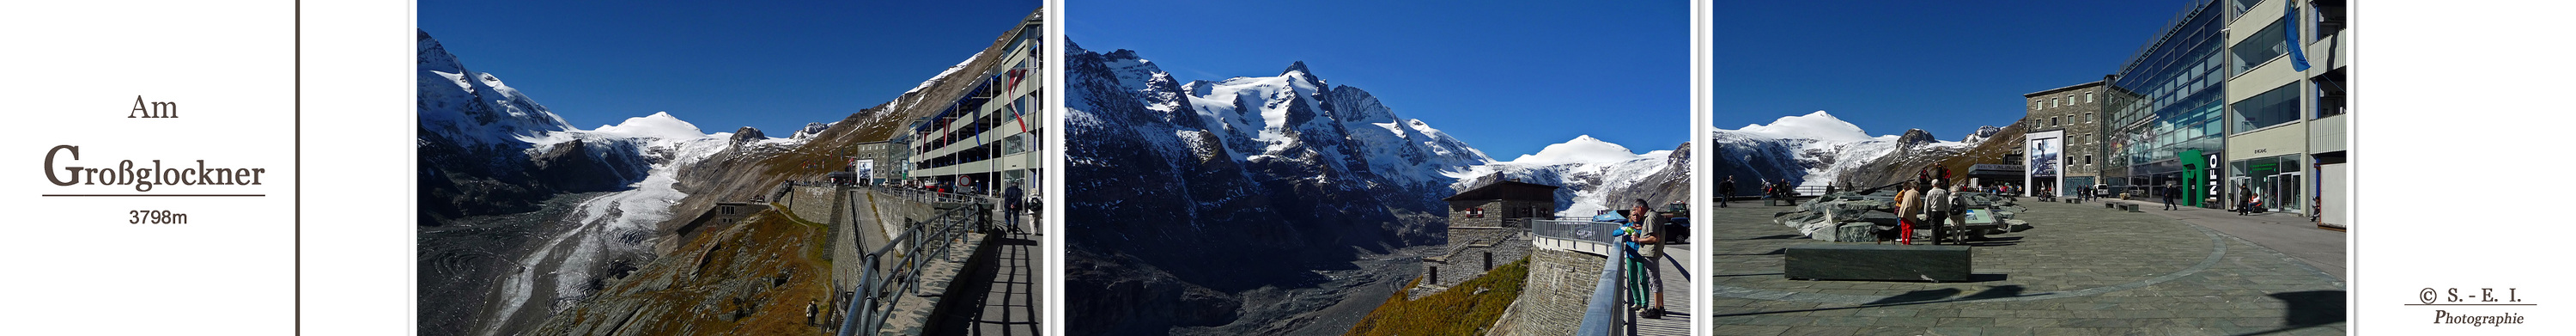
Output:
(1704, 199), (2346, 335)
(1636, 243), (1692, 336)
(2094, 198), (2345, 281)
(934, 223), (1042, 336)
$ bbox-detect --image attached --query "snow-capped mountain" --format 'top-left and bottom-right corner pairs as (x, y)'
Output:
(1448, 135), (1674, 217)
(417, 29), (812, 336)
(1708, 111), (1978, 192)
(1066, 42), (1496, 335)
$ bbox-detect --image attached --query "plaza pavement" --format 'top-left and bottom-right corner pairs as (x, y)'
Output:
(1703, 198), (2346, 335)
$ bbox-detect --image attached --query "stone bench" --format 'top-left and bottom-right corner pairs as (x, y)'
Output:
(2119, 204), (2141, 212)
(1784, 243), (1971, 282)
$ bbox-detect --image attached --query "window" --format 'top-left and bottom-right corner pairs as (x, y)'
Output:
(2232, 82), (2301, 132)
(2085, 155), (2093, 165)
(2086, 92), (2095, 102)
(2314, 69), (2347, 118)
(2050, 98), (2059, 107)
(2231, 18), (2292, 76)
(2087, 113), (2094, 123)
(2050, 117), (2060, 126)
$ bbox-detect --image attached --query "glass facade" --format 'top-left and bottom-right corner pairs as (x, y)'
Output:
(2105, 0), (2228, 207)
(2233, 82), (2300, 132)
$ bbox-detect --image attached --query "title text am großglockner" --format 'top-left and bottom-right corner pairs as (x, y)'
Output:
(44, 145), (266, 192)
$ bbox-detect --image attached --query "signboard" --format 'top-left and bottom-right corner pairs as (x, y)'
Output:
(2026, 131), (2064, 196)
(854, 159), (876, 179)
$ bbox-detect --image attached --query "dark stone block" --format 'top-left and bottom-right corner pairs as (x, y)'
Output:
(1783, 244), (1971, 282)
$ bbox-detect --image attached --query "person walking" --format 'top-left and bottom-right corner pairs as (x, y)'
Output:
(1625, 199), (1667, 318)
(1717, 175), (1737, 208)
(1925, 179), (1953, 245)
(1002, 182), (1025, 235)
(2161, 182), (2180, 211)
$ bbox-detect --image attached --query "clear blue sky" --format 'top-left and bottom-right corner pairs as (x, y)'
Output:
(1072, 0), (1690, 159)
(419, 0), (1040, 135)
(1714, 1), (2199, 139)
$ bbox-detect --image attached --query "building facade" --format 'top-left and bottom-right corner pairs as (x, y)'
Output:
(1419, 180), (1556, 294)
(848, 140), (894, 185)
(2219, 0), (2348, 225)
(907, 14), (1046, 195)
(2105, 0), (2231, 208)
(2023, 80), (2110, 196)
(2100, 0), (2348, 225)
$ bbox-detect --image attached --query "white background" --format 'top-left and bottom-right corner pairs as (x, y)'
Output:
(0, 1), (308, 333)
(2349, 1), (2573, 334)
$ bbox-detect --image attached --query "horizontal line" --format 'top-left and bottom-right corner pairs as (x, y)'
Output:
(2403, 304), (2538, 306)
(40, 194), (266, 197)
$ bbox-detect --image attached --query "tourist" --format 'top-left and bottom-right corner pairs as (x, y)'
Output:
(1003, 182), (1025, 235)
(2162, 182), (2179, 211)
(1625, 199), (1667, 319)
(1717, 175), (1736, 208)
(2236, 185), (2256, 216)
(1925, 179), (1953, 245)
(1893, 180), (1923, 245)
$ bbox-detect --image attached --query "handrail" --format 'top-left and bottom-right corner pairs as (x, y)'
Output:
(838, 199), (988, 336)
(1575, 236), (1627, 335)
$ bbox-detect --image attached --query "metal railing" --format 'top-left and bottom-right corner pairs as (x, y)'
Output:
(838, 201), (987, 336)
(1530, 219), (1618, 243)
(867, 186), (984, 205)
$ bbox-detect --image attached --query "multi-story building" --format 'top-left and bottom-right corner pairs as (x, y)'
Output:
(2105, 0), (2231, 209)
(2023, 79), (2110, 196)
(907, 14), (1045, 195)
(2101, 0), (2347, 226)
(2220, 0), (2347, 227)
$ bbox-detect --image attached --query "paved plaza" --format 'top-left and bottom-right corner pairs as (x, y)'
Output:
(1704, 198), (2346, 335)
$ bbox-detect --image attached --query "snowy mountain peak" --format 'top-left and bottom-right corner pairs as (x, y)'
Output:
(1282, 61), (1311, 76)
(589, 112), (713, 139)
(1729, 110), (1876, 143)
(1510, 135), (1649, 165)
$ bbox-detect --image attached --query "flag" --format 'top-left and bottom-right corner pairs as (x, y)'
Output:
(2284, 0), (2312, 71)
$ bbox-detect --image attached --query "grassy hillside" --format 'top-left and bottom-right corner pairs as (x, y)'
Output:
(1344, 258), (1529, 336)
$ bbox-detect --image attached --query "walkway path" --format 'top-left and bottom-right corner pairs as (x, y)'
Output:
(933, 222), (1042, 336)
(1704, 199), (2346, 335)
(1635, 243), (1692, 336)
(2098, 198), (2346, 281)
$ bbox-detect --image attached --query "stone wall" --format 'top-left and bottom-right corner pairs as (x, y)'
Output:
(1489, 248), (1607, 336)
(786, 186), (837, 223)
(1417, 227), (1532, 296)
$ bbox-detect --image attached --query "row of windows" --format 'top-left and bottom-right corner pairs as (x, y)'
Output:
(2032, 91), (2099, 110)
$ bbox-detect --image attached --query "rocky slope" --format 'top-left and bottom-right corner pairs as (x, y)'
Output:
(1704, 111), (1994, 192)
(1065, 42), (1498, 335)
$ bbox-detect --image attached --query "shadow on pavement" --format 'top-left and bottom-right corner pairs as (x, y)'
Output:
(2234, 290), (2346, 335)
(1710, 285), (2044, 318)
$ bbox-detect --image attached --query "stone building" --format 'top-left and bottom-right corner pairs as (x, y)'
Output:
(2024, 78), (2110, 195)
(849, 140), (896, 185)
(1416, 180), (1555, 296)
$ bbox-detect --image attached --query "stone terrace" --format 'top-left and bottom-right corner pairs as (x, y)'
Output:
(1703, 199), (2346, 335)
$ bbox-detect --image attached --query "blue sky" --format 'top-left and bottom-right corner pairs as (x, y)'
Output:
(419, 0), (1039, 135)
(1072, 0), (1689, 159)
(1714, 1), (2197, 139)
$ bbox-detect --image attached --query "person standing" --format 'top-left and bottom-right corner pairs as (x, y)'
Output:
(1924, 179), (1954, 245)
(2236, 185), (2256, 216)
(1002, 182), (1025, 235)
(1717, 175), (1737, 208)
(1893, 180), (1923, 245)
(1625, 199), (1667, 318)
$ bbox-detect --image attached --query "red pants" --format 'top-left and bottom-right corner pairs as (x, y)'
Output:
(1897, 218), (1914, 245)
